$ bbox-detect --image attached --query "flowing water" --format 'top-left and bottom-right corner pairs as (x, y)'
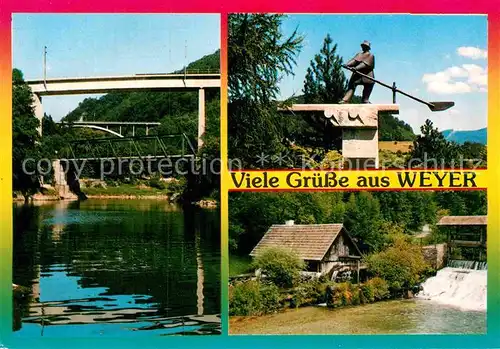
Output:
(416, 264), (487, 311)
(13, 200), (221, 337)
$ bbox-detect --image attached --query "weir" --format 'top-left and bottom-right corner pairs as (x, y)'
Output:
(417, 215), (487, 312)
(417, 265), (486, 312)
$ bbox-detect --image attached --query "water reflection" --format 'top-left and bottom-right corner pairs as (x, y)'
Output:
(13, 200), (221, 336)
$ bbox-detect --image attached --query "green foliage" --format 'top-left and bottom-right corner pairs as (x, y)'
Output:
(148, 178), (166, 190)
(165, 177), (187, 195)
(229, 191), (345, 254)
(294, 35), (357, 150)
(360, 282), (375, 303)
(12, 68), (41, 197)
(435, 191), (486, 216)
(228, 14), (303, 167)
(229, 280), (282, 316)
(303, 34), (346, 104)
(229, 254), (253, 277)
(228, 14), (303, 103)
(378, 112), (415, 141)
(365, 277), (390, 300)
(375, 191), (437, 232)
(325, 278), (389, 308)
(229, 280), (262, 316)
(366, 235), (428, 293)
(409, 119), (461, 168)
(260, 283), (282, 314)
(344, 192), (385, 251)
(326, 282), (355, 308)
(230, 190), (485, 255)
(291, 279), (330, 307)
(252, 247), (306, 288)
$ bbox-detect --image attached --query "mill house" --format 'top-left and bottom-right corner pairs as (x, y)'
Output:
(250, 221), (364, 281)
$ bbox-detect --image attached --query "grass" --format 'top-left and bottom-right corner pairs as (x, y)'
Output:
(230, 254), (253, 277)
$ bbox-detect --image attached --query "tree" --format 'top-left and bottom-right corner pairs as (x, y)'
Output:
(13, 68), (41, 198)
(409, 119), (460, 168)
(252, 247), (306, 288)
(366, 234), (428, 294)
(290, 35), (347, 150)
(228, 14), (303, 167)
(303, 34), (347, 104)
(343, 192), (386, 251)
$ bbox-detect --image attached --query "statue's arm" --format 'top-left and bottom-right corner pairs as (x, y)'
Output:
(355, 55), (374, 71)
(345, 56), (358, 67)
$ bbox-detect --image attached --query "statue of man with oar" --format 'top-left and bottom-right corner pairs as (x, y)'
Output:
(340, 40), (375, 104)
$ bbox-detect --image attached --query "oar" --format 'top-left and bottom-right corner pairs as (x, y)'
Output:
(342, 65), (454, 112)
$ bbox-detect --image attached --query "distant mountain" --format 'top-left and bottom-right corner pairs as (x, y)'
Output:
(442, 128), (487, 145)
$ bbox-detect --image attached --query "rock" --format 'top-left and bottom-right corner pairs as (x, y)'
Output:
(194, 199), (218, 209)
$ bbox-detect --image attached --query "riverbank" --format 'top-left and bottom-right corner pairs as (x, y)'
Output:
(229, 299), (486, 334)
(13, 184), (218, 208)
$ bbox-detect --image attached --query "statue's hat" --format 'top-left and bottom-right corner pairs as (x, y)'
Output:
(361, 40), (371, 49)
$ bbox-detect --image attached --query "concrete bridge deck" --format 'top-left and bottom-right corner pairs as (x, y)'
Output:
(27, 73), (221, 95)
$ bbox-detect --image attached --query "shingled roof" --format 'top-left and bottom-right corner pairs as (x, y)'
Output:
(250, 224), (359, 261)
(437, 216), (487, 226)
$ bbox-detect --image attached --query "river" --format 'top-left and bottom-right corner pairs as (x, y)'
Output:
(229, 300), (486, 334)
(13, 199), (221, 337)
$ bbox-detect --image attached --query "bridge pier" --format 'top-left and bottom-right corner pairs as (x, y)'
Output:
(33, 93), (44, 135)
(52, 160), (78, 200)
(198, 88), (205, 149)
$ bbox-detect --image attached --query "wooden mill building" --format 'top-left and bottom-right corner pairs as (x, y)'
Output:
(250, 222), (363, 279)
(437, 215), (487, 262)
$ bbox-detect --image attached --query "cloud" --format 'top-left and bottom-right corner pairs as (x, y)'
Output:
(422, 64), (487, 94)
(457, 46), (487, 60)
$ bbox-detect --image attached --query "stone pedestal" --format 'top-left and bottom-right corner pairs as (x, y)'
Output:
(279, 104), (400, 168)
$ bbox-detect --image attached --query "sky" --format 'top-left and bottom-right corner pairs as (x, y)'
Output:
(12, 14), (220, 121)
(278, 15), (487, 133)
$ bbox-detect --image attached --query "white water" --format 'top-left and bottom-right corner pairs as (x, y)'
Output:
(417, 267), (487, 312)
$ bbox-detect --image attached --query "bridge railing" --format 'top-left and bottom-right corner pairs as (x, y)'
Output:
(58, 133), (197, 161)
(135, 68), (220, 76)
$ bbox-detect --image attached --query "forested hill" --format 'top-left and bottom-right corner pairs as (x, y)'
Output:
(378, 112), (415, 141)
(62, 50), (220, 126)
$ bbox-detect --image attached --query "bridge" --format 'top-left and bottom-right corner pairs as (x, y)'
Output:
(58, 121), (161, 138)
(27, 72), (221, 148)
(59, 133), (196, 162)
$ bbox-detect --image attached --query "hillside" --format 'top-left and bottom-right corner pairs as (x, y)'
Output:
(62, 51), (221, 141)
(442, 128), (486, 145)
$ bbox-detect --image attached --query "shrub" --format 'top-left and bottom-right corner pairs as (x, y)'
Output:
(148, 178), (166, 190)
(351, 287), (361, 305)
(229, 280), (283, 316)
(229, 280), (262, 316)
(260, 283), (282, 313)
(360, 282), (375, 303)
(166, 177), (187, 194)
(326, 282), (356, 308)
(291, 281), (322, 308)
(252, 247), (306, 288)
(365, 234), (428, 294)
(365, 277), (390, 301)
